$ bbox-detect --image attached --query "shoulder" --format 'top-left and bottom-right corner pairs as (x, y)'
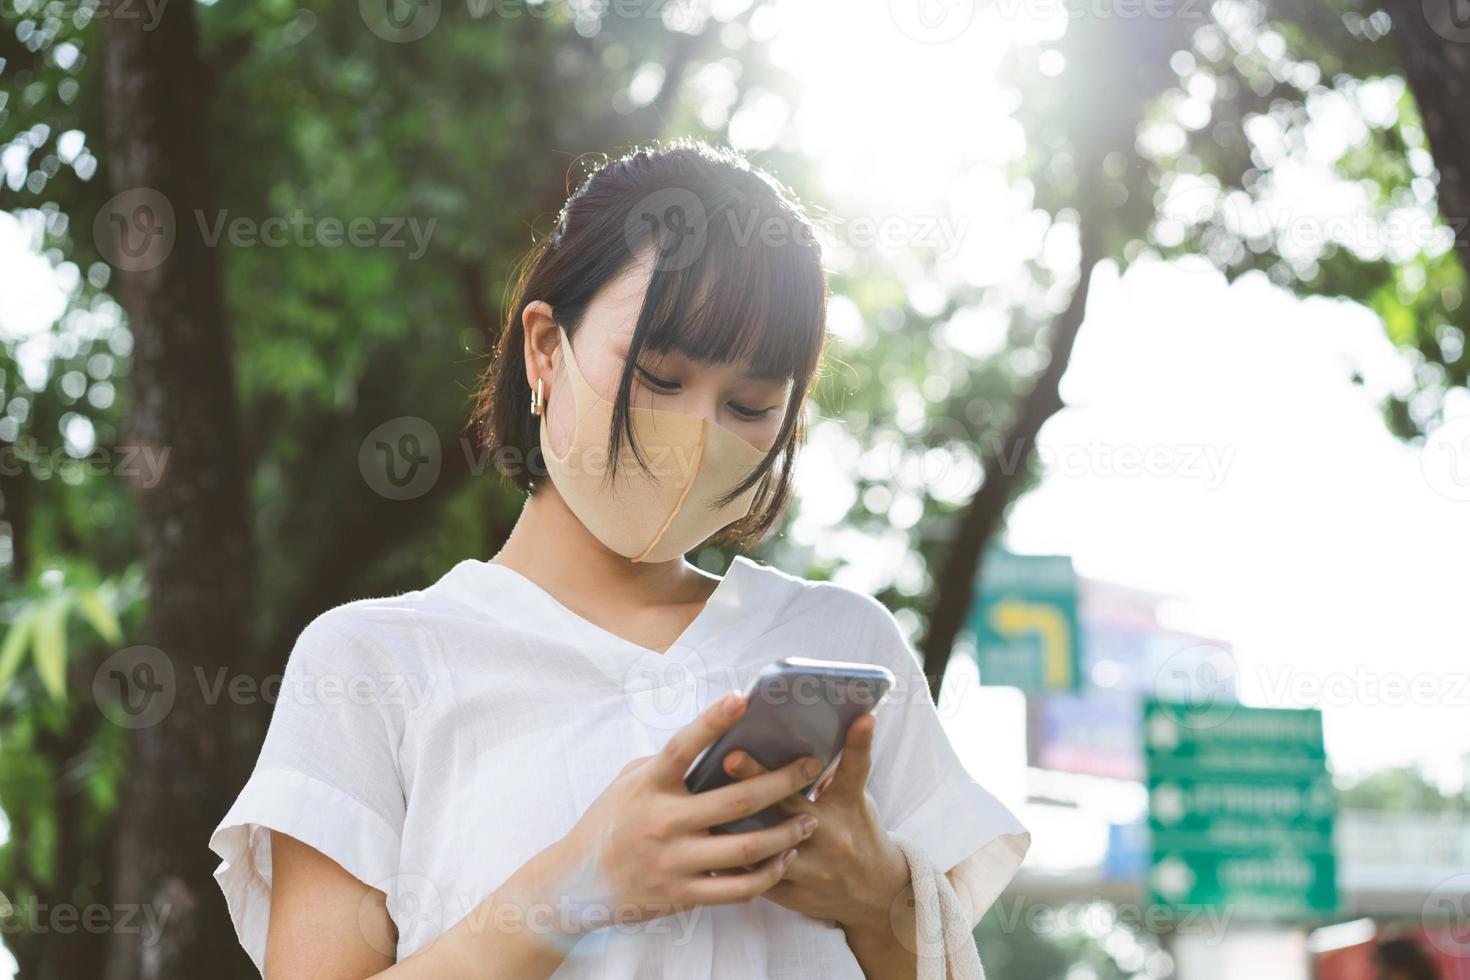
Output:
(736, 556), (899, 620)
(281, 557), (509, 678)
(732, 557), (914, 661)
(283, 587), (434, 679)
(267, 591), (446, 730)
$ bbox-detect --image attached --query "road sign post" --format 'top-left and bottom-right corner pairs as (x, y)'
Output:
(968, 549), (1082, 692)
(1144, 700), (1338, 922)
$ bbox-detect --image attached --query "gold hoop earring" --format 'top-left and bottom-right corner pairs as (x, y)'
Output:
(529, 377), (545, 416)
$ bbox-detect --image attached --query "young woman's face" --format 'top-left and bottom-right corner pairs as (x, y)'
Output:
(540, 250), (794, 458)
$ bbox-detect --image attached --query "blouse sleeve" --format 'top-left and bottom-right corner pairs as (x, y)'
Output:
(208, 607), (407, 974)
(850, 592), (1031, 917)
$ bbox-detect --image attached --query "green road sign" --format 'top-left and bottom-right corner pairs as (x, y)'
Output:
(967, 549), (1081, 692)
(1144, 700), (1338, 921)
(1148, 851), (1339, 921)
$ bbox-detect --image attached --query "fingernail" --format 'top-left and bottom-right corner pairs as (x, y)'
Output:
(781, 848), (797, 868)
(721, 693), (742, 716)
(799, 815), (818, 835)
(802, 757), (822, 779)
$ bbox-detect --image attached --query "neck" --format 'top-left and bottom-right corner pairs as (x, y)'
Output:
(490, 484), (712, 607)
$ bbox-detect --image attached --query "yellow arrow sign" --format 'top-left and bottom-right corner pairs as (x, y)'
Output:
(987, 598), (1075, 689)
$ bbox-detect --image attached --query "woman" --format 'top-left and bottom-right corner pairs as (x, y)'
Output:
(209, 139), (1029, 978)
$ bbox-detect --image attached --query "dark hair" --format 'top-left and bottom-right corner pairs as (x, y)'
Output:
(467, 138), (829, 552)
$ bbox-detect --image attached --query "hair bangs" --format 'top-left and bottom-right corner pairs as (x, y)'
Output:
(632, 205), (825, 384)
(607, 203), (826, 508)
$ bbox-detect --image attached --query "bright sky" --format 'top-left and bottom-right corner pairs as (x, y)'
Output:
(1008, 257), (1470, 783)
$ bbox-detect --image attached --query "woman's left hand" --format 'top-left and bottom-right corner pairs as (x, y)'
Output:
(718, 713), (912, 933)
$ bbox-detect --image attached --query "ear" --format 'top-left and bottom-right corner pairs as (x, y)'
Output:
(522, 301), (561, 401)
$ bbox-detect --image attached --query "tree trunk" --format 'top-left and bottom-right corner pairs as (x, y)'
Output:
(0, 435), (31, 580)
(101, 2), (254, 977)
(918, 175), (1105, 699)
(34, 659), (115, 980)
(1384, 0), (1470, 258)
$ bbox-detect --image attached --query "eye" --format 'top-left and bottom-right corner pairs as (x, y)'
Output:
(636, 366), (679, 392)
(729, 402), (776, 420)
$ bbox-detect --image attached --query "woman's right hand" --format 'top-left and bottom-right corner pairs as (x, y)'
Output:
(543, 690), (822, 935)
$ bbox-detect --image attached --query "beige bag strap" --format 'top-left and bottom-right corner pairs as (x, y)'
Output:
(889, 832), (987, 980)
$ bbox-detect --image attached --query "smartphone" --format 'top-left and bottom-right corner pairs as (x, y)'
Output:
(682, 657), (895, 834)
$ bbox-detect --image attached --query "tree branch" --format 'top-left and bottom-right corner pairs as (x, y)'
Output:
(1383, 0), (1470, 259)
(918, 179), (1106, 700)
(459, 259), (498, 351)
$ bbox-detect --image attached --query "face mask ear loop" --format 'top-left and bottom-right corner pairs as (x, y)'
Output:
(630, 420), (708, 563)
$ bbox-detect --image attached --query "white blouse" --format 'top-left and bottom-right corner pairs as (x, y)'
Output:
(209, 555), (1030, 977)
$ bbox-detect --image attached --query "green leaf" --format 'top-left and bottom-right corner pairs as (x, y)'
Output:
(32, 598), (68, 702)
(0, 611), (36, 690)
(75, 587), (123, 645)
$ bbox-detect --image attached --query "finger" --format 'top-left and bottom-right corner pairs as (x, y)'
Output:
(722, 750), (771, 779)
(680, 847), (798, 906)
(654, 691), (747, 784)
(826, 713), (877, 800)
(725, 753), (820, 811)
(680, 754), (823, 830)
(676, 812), (818, 874)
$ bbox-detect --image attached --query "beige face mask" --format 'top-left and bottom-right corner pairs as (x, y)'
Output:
(539, 323), (770, 563)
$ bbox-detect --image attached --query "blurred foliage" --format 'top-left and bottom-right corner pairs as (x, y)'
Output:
(0, 563), (142, 973)
(976, 897), (1173, 980)
(1139, 0), (1468, 437)
(1340, 758), (1470, 813)
(0, 565), (132, 700)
